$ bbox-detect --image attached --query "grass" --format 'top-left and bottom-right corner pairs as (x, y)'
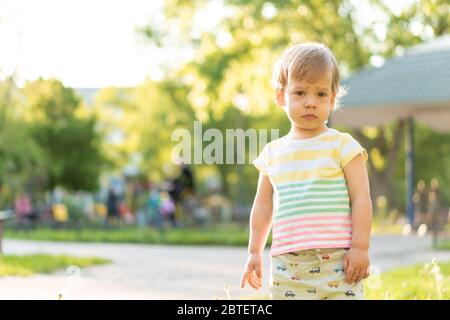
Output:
(0, 254), (111, 276)
(435, 239), (450, 250)
(4, 224), (257, 246)
(4, 222), (413, 246)
(364, 259), (449, 300)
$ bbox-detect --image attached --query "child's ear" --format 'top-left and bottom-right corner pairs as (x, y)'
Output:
(275, 89), (286, 107)
(330, 92), (336, 110)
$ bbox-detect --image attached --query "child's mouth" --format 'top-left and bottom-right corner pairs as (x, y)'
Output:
(302, 115), (318, 120)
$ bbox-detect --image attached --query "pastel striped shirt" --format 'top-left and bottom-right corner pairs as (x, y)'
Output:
(253, 128), (368, 256)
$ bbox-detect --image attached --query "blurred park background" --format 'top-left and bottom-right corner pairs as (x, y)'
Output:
(0, 0), (449, 299)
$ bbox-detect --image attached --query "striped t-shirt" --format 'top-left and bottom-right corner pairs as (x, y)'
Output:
(253, 127), (368, 256)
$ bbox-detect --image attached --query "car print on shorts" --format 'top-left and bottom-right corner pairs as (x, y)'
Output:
(333, 266), (345, 273)
(289, 263), (299, 267)
(327, 281), (339, 288)
(345, 290), (356, 297)
(272, 280), (280, 286)
(306, 287), (316, 294)
(285, 291), (296, 298)
(290, 275), (301, 281)
(321, 255), (330, 261)
(276, 265), (287, 271)
(309, 267), (320, 274)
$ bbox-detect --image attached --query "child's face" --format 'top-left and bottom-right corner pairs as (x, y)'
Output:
(276, 70), (335, 132)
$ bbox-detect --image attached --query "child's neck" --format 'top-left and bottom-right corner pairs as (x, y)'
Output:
(289, 125), (329, 140)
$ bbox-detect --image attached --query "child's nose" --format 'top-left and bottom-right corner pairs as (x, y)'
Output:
(304, 95), (317, 108)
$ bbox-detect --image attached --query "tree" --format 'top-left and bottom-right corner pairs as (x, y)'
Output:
(23, 78), (107, 191)
(0, 77), (45, 208)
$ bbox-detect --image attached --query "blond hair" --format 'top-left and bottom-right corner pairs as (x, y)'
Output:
(272, 42), (346, 109)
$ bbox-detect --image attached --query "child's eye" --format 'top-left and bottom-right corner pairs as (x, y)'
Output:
(296, 91), (305, 96)
(318, 92), (327, 97)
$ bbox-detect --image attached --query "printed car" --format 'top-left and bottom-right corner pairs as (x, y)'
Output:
(306, 288), (316, 294)
(345, 290), (356, 297)
(327, 281), (339, 288)
(272, 281), (280, 286)
(291, 275), (301, 281)
(321, 255), (330, 261)
(309, 267), (320, 274)
(276, 265), (287, 271)
(285, 291), (296, 298)
(289, 263), (299, 267)
(333, 266), (345, 273)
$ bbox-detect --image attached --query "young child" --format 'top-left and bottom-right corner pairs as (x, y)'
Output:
(240, 43), (372, 300)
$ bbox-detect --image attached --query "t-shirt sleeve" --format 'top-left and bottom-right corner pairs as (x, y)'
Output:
(340, 133), (368, 168)
(253, 144), (269, 176)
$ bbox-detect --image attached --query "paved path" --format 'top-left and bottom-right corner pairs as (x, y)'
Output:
(0, 235), (449, 300)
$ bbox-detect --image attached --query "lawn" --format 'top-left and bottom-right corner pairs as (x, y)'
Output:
(4, 224), (255, 246)
(0, 254), (111, 276)
(435, 239), (450, 250)
(4, 222), (412, 246)
(364, 259), (449, 299)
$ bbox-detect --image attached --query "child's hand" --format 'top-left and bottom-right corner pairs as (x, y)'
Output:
(240, 253), (263, 290)
(343, 247), (370, 284)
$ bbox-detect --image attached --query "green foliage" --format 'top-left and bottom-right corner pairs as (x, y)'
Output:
(415, 123), (450, 204)
(32, 116), (106, 191)
(374, 0), (450, 58)
(23, 78), (107, 191)
(0, 78), (46, 207)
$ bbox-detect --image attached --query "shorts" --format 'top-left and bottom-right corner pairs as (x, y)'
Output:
(270, 248), (364, 300)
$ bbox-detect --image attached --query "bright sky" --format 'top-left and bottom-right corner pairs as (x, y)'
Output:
(0, 0), (414, 88)
(0, 0), (165, 88)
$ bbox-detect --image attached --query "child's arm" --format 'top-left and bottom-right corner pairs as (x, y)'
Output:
(240, 173), (273, 290)
(343, 153), (373, 284)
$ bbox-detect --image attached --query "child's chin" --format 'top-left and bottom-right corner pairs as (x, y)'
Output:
(294, 122), (320, 130)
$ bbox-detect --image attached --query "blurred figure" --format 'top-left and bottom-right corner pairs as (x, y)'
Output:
(106, 187), (119, 227)
(412, 179), (429, 230)
(169, 163), (196, 226)
(160, 191), (176, 228)
(428, 178), (448, 247)
(147, 188), (163, 229)
(134, 181), (149, 228)
(169, 163), (195, 203)
(14, 192), (33, 228)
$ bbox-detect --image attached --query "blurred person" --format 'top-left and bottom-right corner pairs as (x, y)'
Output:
(160, 191), (176, 228)
(147, 188), (163, 229)
(428, 178), (448, 246)
(106, 187), (119, 227)
(412, 179), (429, 230)
(14, 192), (33, 228)
(169, 163), (196, 225)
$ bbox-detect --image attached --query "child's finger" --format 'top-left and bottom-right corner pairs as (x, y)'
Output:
(345, 266), (355, 284)
(240, 271), (249, 288)
(363, 269), (370, 279)
(344, 254), (349, 269)
(252, 274), (262, 287)
(354, 268), (364, 283)
(248, 274), (261, 290)
(255, 265), (263, 280)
